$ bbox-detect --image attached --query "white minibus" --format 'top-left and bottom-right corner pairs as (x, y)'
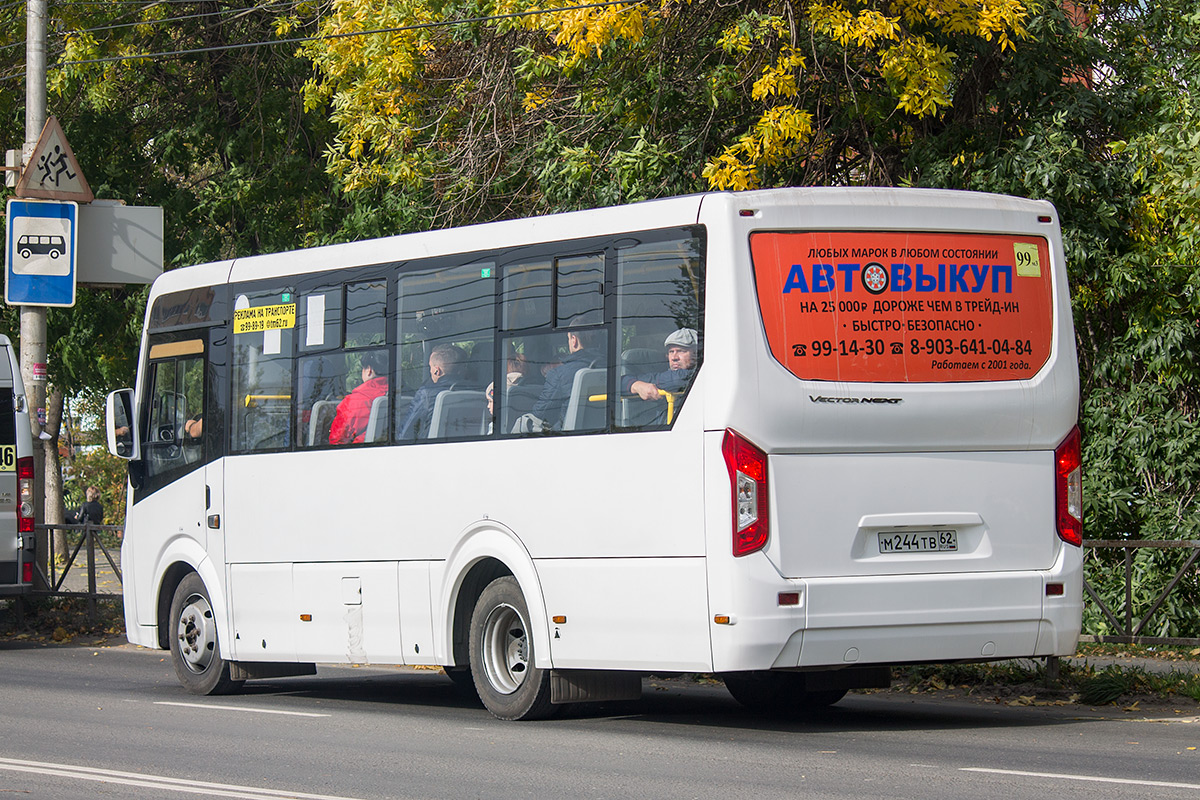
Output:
(108, 188), (1082, 719)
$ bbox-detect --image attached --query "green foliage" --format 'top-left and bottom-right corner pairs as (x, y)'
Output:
(1076, 665), (1133, 705)
(64, 447), (129, 528)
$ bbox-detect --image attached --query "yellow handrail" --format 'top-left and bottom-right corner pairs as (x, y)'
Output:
(245, 394), (291, 408)
(588, 389), (678, 423)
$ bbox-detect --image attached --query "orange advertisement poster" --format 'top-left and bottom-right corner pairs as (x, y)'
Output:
(751, 231), (1054, 382)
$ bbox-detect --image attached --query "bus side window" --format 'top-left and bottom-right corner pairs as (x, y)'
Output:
(615, 234), (704, 430)
(397, 261), (494, 441)
(232, 290), (295, 452)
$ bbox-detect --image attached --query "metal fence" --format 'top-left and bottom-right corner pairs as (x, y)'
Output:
(29, 521), (123, 621)
(1080, 539), (1200, 647)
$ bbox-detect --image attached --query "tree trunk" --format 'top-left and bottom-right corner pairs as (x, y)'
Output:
(43, 387), (67, 561)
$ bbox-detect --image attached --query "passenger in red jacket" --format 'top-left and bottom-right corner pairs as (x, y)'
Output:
(329, 351), (388, 445)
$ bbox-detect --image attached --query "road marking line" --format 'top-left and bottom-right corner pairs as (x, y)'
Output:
(961, 767), (1200, 790)
(0, 757), (365, 800)
(155, 700), (330, 717)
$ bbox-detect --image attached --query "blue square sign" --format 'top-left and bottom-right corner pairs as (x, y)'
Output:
(5, 198), (78, 307)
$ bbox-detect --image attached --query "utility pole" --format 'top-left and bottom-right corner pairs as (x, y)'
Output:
(22, 0), (50, 584)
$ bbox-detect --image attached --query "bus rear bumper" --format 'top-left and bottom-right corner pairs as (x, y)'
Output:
(711, 545), (1083, 672)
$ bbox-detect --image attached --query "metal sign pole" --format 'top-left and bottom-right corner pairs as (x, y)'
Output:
(22, 0), (50, 587)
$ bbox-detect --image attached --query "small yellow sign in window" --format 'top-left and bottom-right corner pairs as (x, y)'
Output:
(1013, 243), (1042, 277)
(233, 302), (296, 334)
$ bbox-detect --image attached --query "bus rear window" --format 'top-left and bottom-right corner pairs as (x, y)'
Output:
(751, 231), (1054, 382)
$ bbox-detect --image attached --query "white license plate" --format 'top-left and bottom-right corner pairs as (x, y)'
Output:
(877, 530), (958, 554)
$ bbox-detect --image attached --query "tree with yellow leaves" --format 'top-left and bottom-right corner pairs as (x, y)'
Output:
(294, 0), (1033, 215)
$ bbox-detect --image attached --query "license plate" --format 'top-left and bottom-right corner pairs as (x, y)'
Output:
(877, 530), (958, 554)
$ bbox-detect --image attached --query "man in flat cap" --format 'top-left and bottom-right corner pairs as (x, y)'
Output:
(623, 328), (698, 402)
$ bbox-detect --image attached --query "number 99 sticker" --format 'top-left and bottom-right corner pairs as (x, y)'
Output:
(1013, 243), (1042, 277)
(0, 444), (16, 472)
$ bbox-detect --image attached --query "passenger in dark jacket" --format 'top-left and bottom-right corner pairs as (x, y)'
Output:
(397, 343), (468, 440)
(529, 329), (605, 429)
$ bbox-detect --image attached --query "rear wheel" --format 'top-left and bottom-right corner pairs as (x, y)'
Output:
(169, 573), (243, 696)
(723, 671), (847, 712)
(469, 576), (556, 720)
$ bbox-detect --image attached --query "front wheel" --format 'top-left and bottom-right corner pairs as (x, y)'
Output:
(169, 573), (243, 695)
(468, 576), (556, 720)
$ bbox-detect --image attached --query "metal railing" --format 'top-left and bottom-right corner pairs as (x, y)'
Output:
(30, 522), (123, 621)
(1081, 539), (1200, 647)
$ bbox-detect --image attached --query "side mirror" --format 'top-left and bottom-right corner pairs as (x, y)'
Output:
(106, 389), (139, 461)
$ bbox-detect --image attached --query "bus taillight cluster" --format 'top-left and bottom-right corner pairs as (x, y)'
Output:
(1055, 427), (1083, 547)
(722, 429), (769, 557)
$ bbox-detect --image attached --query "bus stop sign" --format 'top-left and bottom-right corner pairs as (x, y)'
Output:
(5, 198), (78, 307)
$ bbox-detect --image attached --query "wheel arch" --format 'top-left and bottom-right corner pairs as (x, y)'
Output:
(152, 549), (226, 654)
(438, 522), (549, 670)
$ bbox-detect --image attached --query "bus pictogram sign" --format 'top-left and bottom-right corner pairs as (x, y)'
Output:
(5, 198), (79, 307)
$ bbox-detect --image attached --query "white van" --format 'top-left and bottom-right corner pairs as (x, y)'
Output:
(0, 335), (35, 595)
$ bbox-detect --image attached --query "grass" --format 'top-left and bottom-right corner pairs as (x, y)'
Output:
(888, 650), (1200, 708)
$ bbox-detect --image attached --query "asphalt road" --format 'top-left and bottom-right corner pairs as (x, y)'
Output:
(0, 640), (1197, 800)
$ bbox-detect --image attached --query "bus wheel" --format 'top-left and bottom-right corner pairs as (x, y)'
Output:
(469, 576), (556, 720)
(722, 672), (847, 712)
(169, 573), (243, 696)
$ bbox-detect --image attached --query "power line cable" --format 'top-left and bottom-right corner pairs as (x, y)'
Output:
(58, 0), (645, 66)
(1, 0), (644, 82)
(58, 1), (291, 37)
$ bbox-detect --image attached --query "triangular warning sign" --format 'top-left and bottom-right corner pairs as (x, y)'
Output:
(15, 116), (94, 203)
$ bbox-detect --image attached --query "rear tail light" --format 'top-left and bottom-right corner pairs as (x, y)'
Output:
(722, 429), (769, 556)
(17, 456), (34, 534)
(1055, 426), (1082, 546)
(22, 561), (33, 584)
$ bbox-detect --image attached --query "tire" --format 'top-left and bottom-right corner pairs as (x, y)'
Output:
(169, 573), (243, 695)
(723, 671), (847, 713)
(19, 248), (31, 259)
(468, 576), (557, 720)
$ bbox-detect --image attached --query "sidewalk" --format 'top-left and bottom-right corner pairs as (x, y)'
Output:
(45, 544), (122, 596)
(1009, 651), (1200, 675)
(1062, 652), (1200, 675)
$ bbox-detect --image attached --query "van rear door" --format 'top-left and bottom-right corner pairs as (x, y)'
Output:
(0, 337), (31, 594)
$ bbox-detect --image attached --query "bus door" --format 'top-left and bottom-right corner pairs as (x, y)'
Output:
(138, 333), (212, 557)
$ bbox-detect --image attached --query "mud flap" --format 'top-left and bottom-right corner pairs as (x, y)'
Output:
(550, 669), (642, 704)
(229, 661), (317, 681)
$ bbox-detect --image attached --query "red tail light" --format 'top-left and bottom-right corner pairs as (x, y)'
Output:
(722, 429), (769, 556)
(17, 456), (34, 534)
(22, 561), (33, 584)
(1055, 426), (1082, 546)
